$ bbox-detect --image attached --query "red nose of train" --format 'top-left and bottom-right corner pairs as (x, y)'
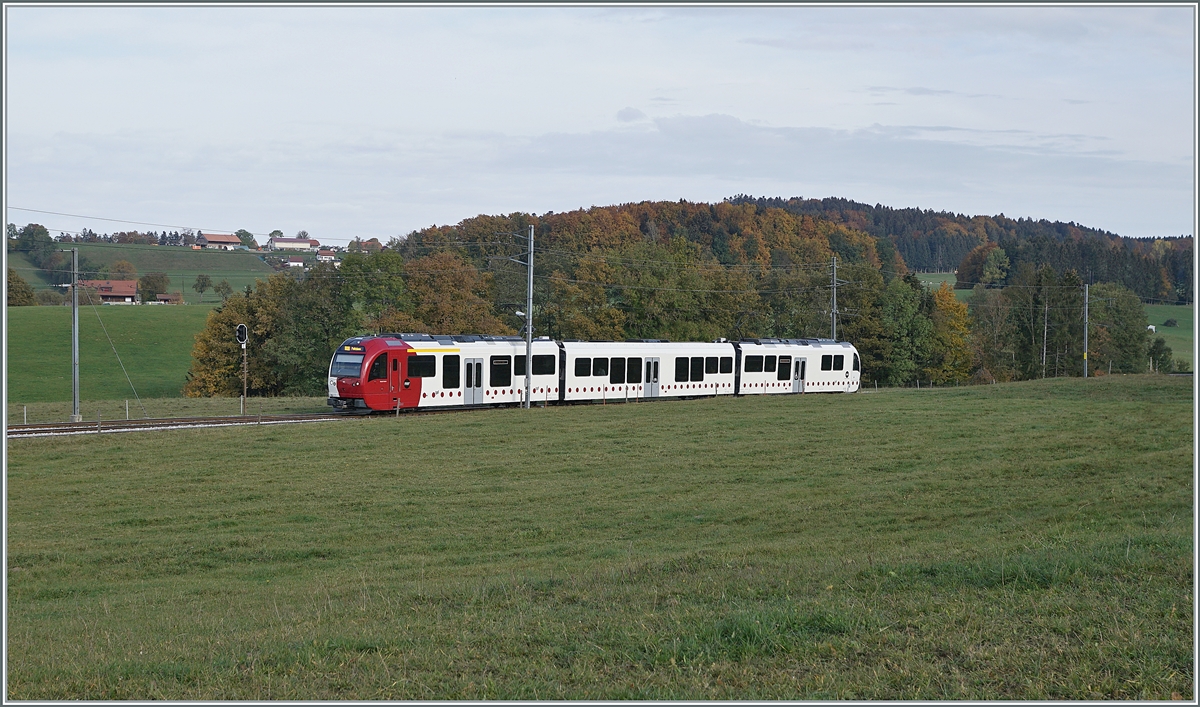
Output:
(336, 378), (362, 397)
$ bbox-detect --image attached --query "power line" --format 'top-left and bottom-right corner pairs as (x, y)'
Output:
(7, 207), (265, 237)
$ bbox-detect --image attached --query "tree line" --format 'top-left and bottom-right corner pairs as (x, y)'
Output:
(182, 200), (1177, 398)
(727, 195), (1193, 303)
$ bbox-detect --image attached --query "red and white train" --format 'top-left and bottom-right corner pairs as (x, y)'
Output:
(327, 334), (861, 412)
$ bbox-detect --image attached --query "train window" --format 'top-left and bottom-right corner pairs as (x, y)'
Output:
(490, 356), (512, 387)
(533, 355), (556, 375)
(331, 353), (364, 377)
(745, 355), (764, 373)
(408, 355), (436, 378)
(368, 354), (388, 381)
(675, 357), (690, 382)
(610, 357), (626, 384)
(627, 357), (642, 384)
(465, 360), (473, 388)
(392, 358), (398, 372)
(833, 355), (844, 371)
(515, 355), (526, 377)
(575, 358), (591, 377)
(853, 354), (860, 371)
(764, 355), (777, 373)
(705, 356), (718, 374)
(719, 356), (733, 374)
(777, 355), (792, 381)
(593, 357), (609, 377)
(821, 355), (833, 371)
(443, 355), (460, 388)
(690, 357), (704, 382)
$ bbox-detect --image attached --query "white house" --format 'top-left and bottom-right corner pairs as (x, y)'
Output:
(269, 237), (319, 252)
(196, 233), (243, 250)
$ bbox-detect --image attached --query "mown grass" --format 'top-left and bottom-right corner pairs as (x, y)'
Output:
(6, 304), (215, 403)
(5, 375), (1192, 699)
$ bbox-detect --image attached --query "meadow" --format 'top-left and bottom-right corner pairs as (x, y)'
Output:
(8, 242), (275, 305)
(5, 375), (1192, 700)
(1146, 303), (1194, 369)
(5, 304), (215, 404)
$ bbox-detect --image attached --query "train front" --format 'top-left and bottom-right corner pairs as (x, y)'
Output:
(327, 336), (420, 412)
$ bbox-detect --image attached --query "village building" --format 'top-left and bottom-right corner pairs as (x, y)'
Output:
(268, 237), (320, 252)
(196, 233), (244, 250)
(77, 280), (139, 304)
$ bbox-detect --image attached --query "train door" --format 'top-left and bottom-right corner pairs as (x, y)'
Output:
(645, 357), (660, 398)
(364, 352), (391, 407)
(464, 357), (484, 405)
(389, 354), (401, 408)
(794, 358), (805, 394)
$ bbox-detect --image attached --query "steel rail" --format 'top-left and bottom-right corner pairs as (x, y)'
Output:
(4, 405), (509, 438)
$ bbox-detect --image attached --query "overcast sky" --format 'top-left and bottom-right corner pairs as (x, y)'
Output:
(4, 5), (1195, 246)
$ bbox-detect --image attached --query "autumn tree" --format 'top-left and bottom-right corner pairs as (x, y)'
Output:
(103, 259), (137, 279)
(924, 281), (972, 384)
(214, 279), (233, 301)
(967, 284), (1015, 382)
(1088, 282), (1148, 374)
(7, 267), (36, 306)
(193, 273), (213, 302)
(877, 275), (933, 386)
(405, 251), (512, 335)
(185, 269), (359, 397)
(956, 242), (1003, 289)
(138, 272), (171, 301)
(339, 250), (411, 331)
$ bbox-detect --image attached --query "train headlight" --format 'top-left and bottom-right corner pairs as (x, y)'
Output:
(403, 379), (411, 388)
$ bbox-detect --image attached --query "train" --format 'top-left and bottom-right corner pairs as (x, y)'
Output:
(327, 333), (861, 412)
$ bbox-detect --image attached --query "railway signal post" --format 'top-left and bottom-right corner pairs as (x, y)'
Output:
(237, 323), (248, 415)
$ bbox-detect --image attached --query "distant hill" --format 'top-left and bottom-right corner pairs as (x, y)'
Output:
(727, 195), (1192, 303)
(7, 241), (276, 304)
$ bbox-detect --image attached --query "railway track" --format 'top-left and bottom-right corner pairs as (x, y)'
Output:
(6, 412), (354, 438)
(5, 404), (508, 438)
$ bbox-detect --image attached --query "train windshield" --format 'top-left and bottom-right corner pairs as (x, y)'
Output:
(330, 353), (365, 377)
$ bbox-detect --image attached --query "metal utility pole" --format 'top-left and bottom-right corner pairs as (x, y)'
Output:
(524, 224), (533, 409)
(1083, 283), (1089, 378)
(1041, 302), (1049, 378)
(62, 248), (82, 422)
(830, 256), (838, 340)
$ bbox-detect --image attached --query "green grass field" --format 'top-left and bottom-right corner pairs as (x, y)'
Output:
(912, 272), (970, 301)
(1145, 303), (1194, 369)
(5, 304), (215, 403)
(6, 376), (1192, 699)
(8, 242), (275, 305)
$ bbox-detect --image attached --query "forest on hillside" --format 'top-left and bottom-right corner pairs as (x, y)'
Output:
(179, 199), (1177, 397)
(728, 195), (1193, 303)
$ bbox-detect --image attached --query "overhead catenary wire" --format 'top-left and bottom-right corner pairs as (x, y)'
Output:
(79, 287), (150, 419)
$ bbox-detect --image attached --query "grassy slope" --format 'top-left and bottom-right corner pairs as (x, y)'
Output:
(6, 251), (55, 289)
(5, 376), (1192, 700)
(7, 243), (275, 304)
(912, 272), (969, 301)
(1145, 303), (1193, 369)
(5, 304), (215, 402)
